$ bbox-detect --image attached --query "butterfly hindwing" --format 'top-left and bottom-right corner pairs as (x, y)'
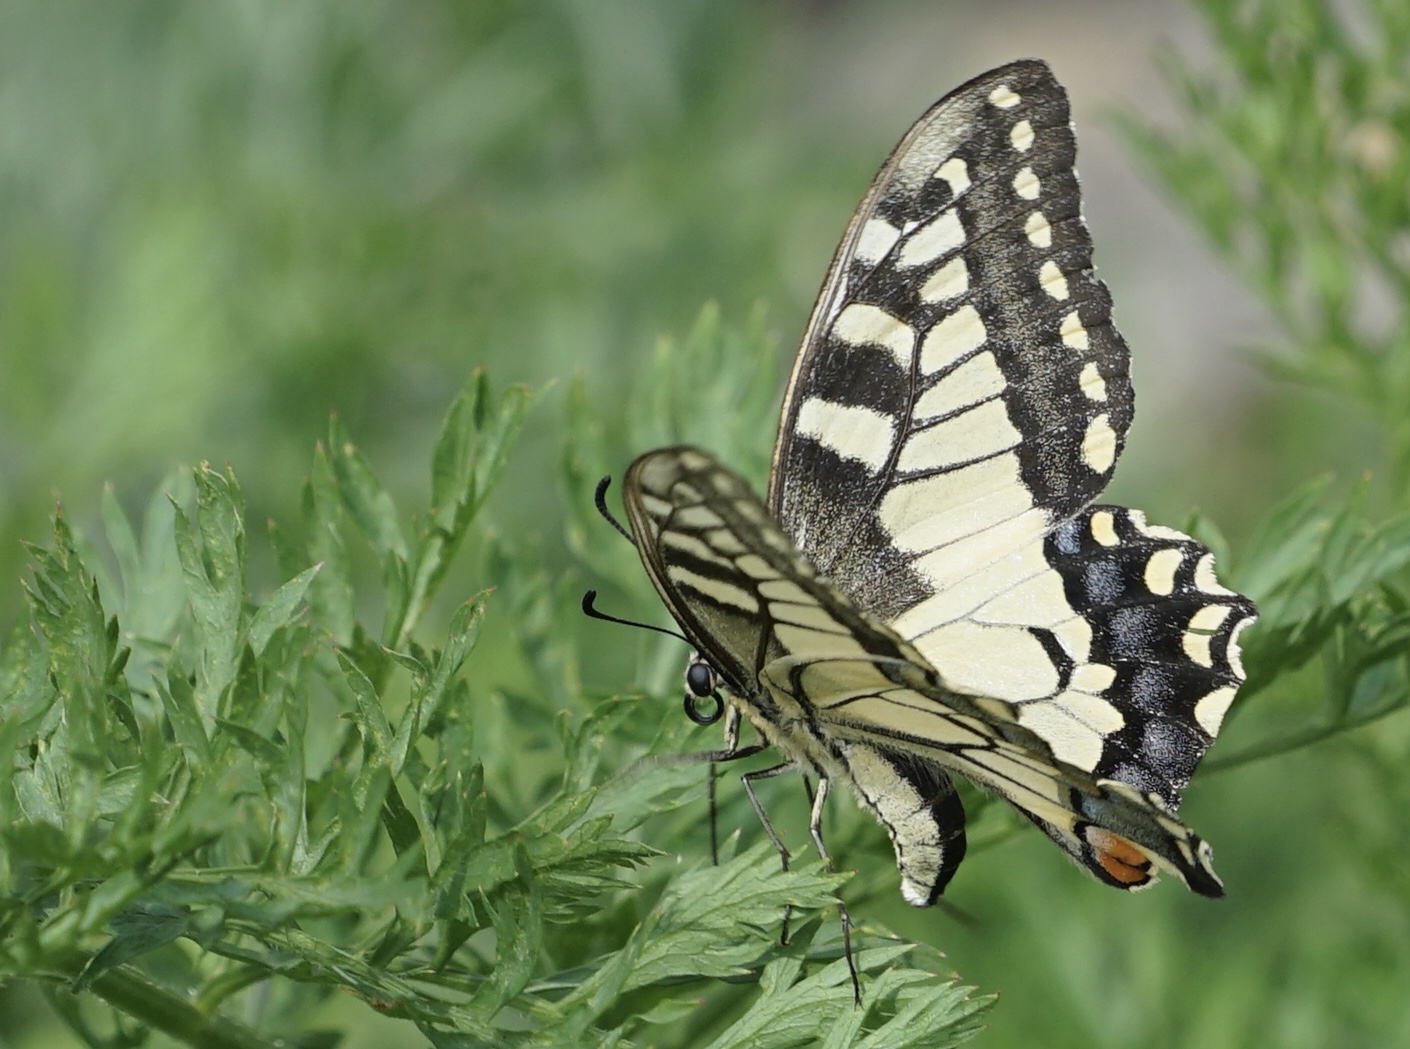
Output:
(1044, 506), (1256, 802)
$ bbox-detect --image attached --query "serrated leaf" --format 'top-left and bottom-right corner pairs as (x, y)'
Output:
(304, 451), (356, 646)
(75, 902), (192, 990)
(247, 565), (320, 656)
(337, 650), (393, 762)
(327, 414), (409, 561)
(171, 466), (246, 716)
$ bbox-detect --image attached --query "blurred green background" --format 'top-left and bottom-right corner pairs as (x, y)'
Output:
(2, 0), (1404, 1046)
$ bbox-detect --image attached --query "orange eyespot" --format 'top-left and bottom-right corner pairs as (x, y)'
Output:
(1085, 827), (1155, 888)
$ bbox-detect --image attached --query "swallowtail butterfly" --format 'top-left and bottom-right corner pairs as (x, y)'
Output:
(614, 60), (1256, 906)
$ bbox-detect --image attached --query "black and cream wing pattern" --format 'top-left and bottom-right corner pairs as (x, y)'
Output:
(618, 60), (1256, 903)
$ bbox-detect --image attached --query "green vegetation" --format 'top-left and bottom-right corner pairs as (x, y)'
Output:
(2, 1), (1409, 1046)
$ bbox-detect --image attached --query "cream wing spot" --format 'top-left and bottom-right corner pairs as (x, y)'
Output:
(1081, 414), (1118, 473)
(734, 499), (769, 525)
(989, 84), (1021, 108)
(936, 156), (971, 196)
(1090, 510), (1119, 547)
(1051, 616), (1094, 665)
(661, 530), (735, 570)
(1194, 686), (1237, 736)
(640, 493), (674, 519)
(1070, 662), (1117, 693)
(758, 579), (812, 606)
(1131, 516), (1188, 543)
(899, 209), (966, 268)
(1040, 260), (1070, 300)
(897, 400), (1021, 473)
(1053, 689), (1125, 734)
(1013, 167), (1040, 200)
(1010, 119), (1035, 151)
(1025, 210), (1052, 248)
(795, 398), (896, 473)
(920, 257), (969, 303)
(1227, 615), (1253, 678)
(832, 303), (916, 367)
(734, 553), (781, 580)
(704, 527), (747, 556)
(1143, 548), (1183, 596)
(1194, 553), (1236, 596)
(1079, 362), (1107, 401)
(1061, 310), (1090, 350)
(770, 601), (849, 633)
(856, 217), (902, 264)
(1182, 629), (1213, 667)
(1191, 604), (1234, 633)
(774, 621), (870, 658)
(919, 306), (987, 374)
(672, 505), (726, 530)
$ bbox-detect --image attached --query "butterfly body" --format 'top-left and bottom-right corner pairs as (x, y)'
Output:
(618, 60), (1255, 903)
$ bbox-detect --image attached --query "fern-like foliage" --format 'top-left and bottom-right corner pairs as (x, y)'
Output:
(0, 367), (989, 1048)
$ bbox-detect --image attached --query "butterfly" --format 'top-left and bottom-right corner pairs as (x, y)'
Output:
(606, 59), (1256, 913)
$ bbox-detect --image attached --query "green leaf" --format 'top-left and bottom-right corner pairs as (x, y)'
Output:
(246, 565), (319, 657)
(327, 413), (409, 562)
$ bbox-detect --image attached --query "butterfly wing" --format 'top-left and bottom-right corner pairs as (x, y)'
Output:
(765, 60), (1254, 811)
(623, 447), (1225, 899)
(769, 59), (1128, 609)
(624, 447), (969, 902)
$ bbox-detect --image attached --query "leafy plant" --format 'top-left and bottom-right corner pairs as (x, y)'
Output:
(0, 368), (989, 1047)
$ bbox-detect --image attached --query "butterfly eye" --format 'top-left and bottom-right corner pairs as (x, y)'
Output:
(685, 658), (717, 698)
(683, 655), (724, 725)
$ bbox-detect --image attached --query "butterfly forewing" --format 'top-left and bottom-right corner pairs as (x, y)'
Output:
(623, 446), (971, 903)
(771, 60), (1132, 624)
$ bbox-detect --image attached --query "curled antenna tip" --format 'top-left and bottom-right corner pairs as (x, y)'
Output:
(594, 476), (635, 543)
(581, 588), (691, 645)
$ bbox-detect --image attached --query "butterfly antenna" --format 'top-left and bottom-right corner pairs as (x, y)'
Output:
(594, 476), (635, 542)
(580, 590), (692, 645)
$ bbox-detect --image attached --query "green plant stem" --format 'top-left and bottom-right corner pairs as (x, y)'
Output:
(65, 960), (279, 1049)
(1203, 703), (1404, 774)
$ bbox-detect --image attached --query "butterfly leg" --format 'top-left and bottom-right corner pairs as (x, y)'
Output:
(710, 705), (743, 865)
(807, 777), (860, 1005)
(740, 760), (800, 946)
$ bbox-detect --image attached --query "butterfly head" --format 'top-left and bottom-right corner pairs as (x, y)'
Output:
(683, 652), (726, 725)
